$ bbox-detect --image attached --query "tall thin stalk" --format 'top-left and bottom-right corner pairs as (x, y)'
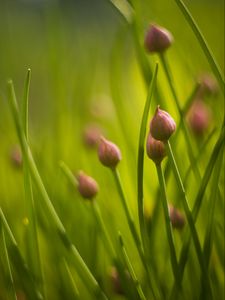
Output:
(7, 80), (108, 300)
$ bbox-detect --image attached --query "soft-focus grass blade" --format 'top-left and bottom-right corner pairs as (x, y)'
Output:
(108, 0), (134, 23)
(159, 54), (201, 181)
(21, 69), (44, 297)
(118, 232), (147, 300)
(170, 126), (225, 299)
(167, 141), (212, 298)
(92, 200), (117, 258)
(137, 63), (158, 253)
(201, 149), (223, 296)
(63, 258), (80, 300)
(174, 0), (225, 91)
(0, 225), (17, 300)
(155, 164), (180, 287)
(0, 208), (43, 300)
(7, 80), (108, 300)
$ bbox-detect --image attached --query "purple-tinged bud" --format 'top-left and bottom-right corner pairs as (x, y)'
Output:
(109, 267), (124, 295)
(83, 124), (101, 148)
(197, 73), (219, 97)
(98, 137), (121, 169)
(109, 267), (130, 295)
(169, 205), (185, 230)
(77, 171), (99, 200)
(145, 24), (173, 53)
(150, 106), (176, 141)
(10, 145), (22, 168)
(146, 133), (166, 165)
(187, 100), (211, 136)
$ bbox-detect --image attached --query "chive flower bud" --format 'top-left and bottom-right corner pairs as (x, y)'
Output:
(98, 137), (121, 169)
(169, 205), (185, 230)
(144, 24), (173, 53)
(10, 145), (22, 168)
(150, 106), (176, 141)
(187, 100), (211, 136)
(77, 171), (99, 200)
(146, 133), (166, 165)
(197, 73), (218, 97)
(83, 124), (101, 148)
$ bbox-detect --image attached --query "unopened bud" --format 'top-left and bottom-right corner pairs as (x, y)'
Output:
(150, 106), (176, 141)
(83, 124), (101, 148)
(197, 73), (218, 97)
(77, 171), (99, 200)
(187, 100), (211, 136)
(110, 267), (124, 295)
(145, 24), (173, 53)
(10, 145), (22, 168)
(98, 137), (121, 169)
(169, 205), (185, 230)
(146, 133), (166, 165)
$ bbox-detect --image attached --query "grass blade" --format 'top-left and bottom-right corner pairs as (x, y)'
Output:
(0, 225), (17, 300)
(174, 0), (225, 91)
(167, 141), (213, 298)
(137, 63), (158, 253)
(0, 208), (43, 300)
(118, 232), (147, 300)
(21, 69), (45, 297)
(155, 164), (180, 286)
(7, 80), (108, 300)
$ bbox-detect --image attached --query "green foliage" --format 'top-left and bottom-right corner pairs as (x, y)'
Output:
(0, 0), (224, 299)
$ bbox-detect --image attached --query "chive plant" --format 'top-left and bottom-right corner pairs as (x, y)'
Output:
(0, 0), (224, 299)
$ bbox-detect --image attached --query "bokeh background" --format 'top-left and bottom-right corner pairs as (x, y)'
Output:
(0, 0), (224, 299)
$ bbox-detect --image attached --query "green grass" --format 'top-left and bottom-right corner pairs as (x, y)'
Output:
(0, 0), (224, 299)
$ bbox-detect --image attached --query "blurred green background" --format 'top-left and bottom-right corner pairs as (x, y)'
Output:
(0, 0), (224, 299)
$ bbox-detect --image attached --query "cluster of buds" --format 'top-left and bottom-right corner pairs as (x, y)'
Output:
(146, 106), (176, 164)
(145, 24), (173, 54)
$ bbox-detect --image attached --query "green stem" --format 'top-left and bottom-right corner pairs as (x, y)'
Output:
(159, 54), (201, 181)
(118, 232), (147, 300)
(0, 208), (43, 300)
(1, 226), (17, 300)
(22, 69), (45, 298)
(137, 63), (158, 251)
(174, 0), (225, 91)
(170, 126), (225, 299)
(112, 168), (159, 299)
(167, 141), (212, 298)
(92, 200), (117, 258)
(63, 258), (80, 300)
(7, 80), (108, 300)
(156, 164), (180, 286)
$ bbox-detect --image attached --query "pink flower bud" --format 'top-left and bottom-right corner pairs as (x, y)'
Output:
(109, 267), (124, 295)
(77, 171), (99, 200)
(144, 24), (173, 53)
(98, 137), (121, 169)
(83, 124), (101, 148)
(169, 205), (185, 230)
(150, 106), (176, 141)
(187, 100), (211, 136)
(10, 145), (22, 168)
(197, 73), (218, 97)
(146, 133), (166, 165)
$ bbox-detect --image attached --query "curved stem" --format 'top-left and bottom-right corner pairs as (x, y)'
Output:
(174, 0), (225, 91)
(118, 232), (147, 300)
(156, 164), (180, 286)
(167, 141), (212, 298)
(159, 54), (201, 181)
